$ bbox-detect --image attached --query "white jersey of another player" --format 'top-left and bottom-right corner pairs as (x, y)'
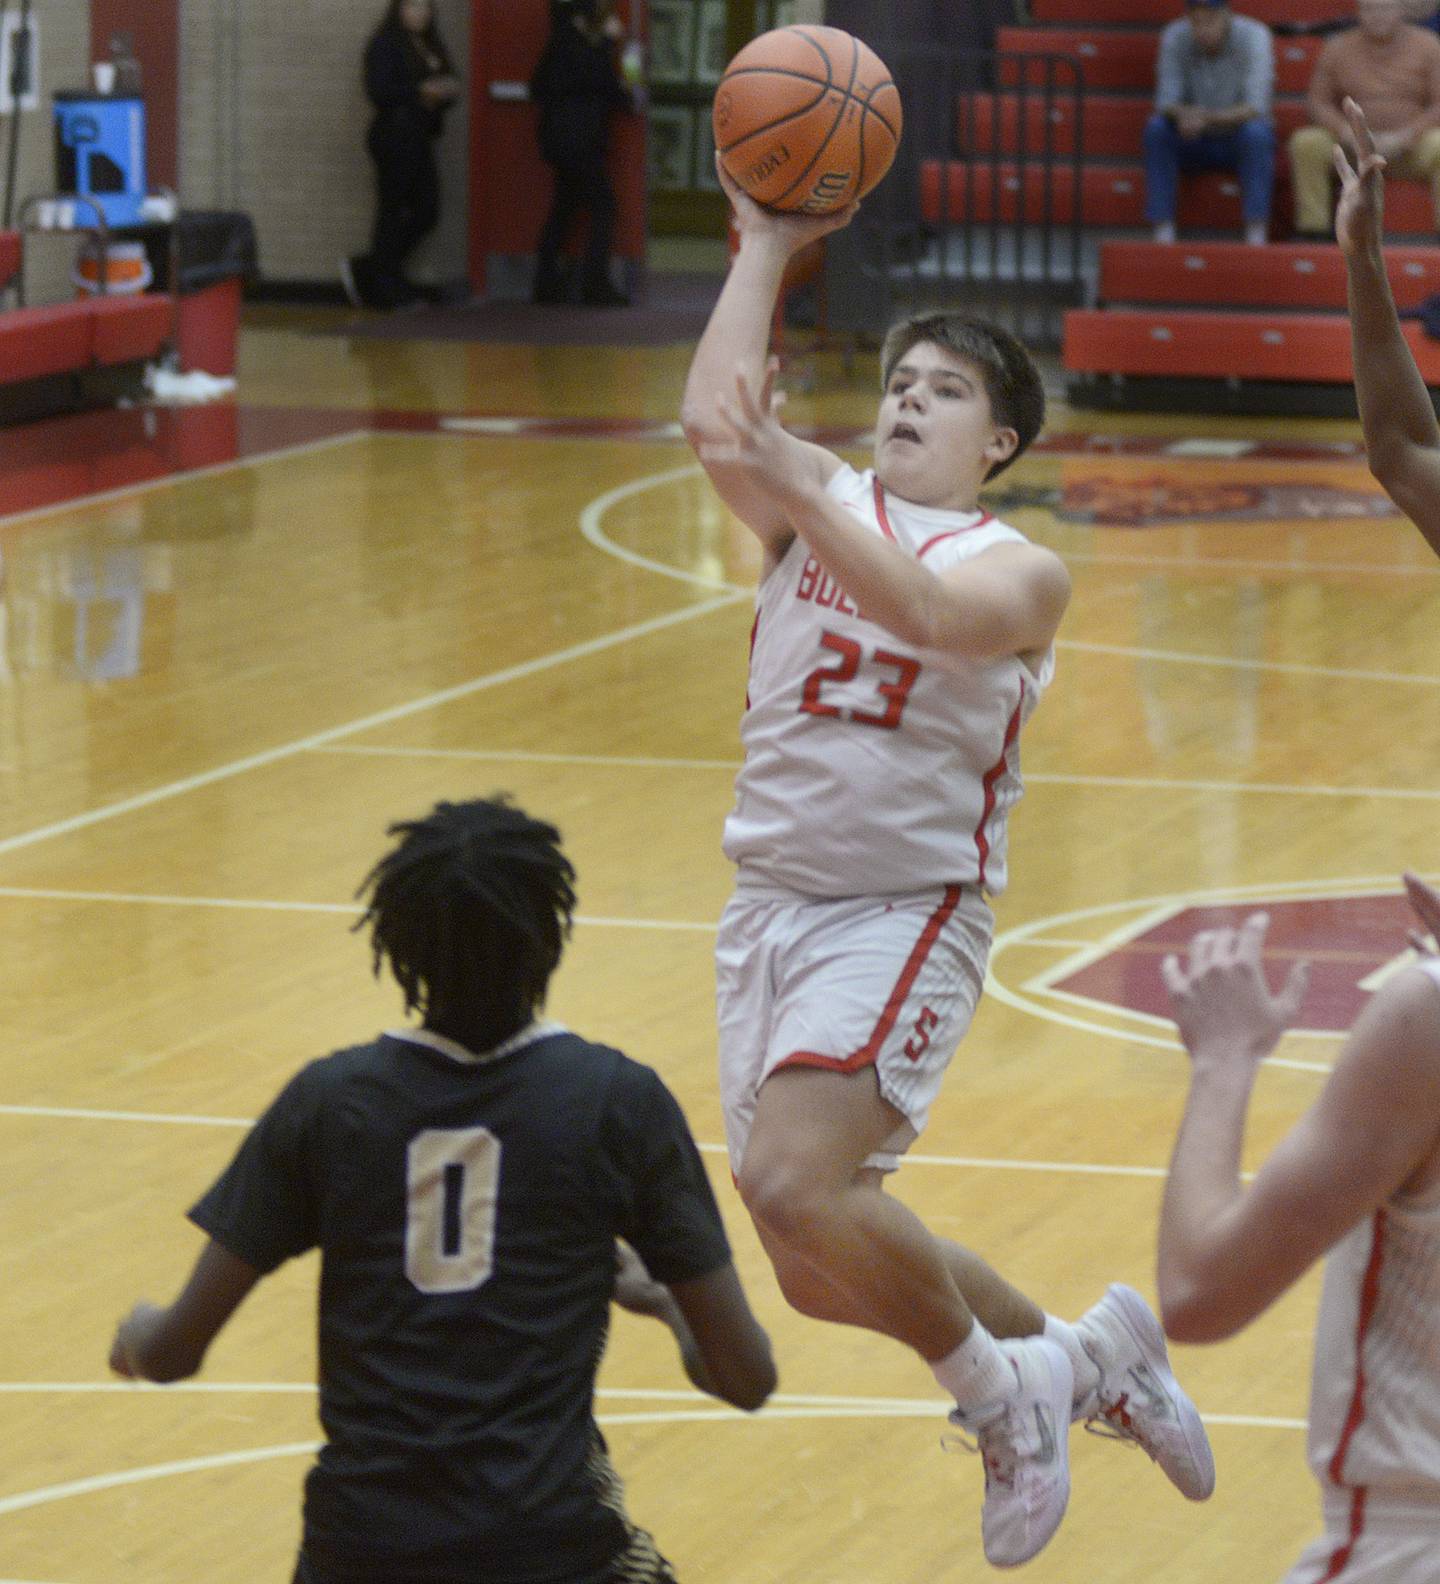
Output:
(723, 462), (1054, 899)
(1304, 963), (1440, 1530)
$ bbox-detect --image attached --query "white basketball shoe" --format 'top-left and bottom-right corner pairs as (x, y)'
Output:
(1074, 1283), (1216, 1501)
(948, 1336), (1073, 1568)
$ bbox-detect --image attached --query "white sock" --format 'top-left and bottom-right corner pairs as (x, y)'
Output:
(1045, 1314), (1100, 1410)
(931, 1320), (1015, 1413)
(1153, 221), (1177, 244)
(1244, 220), (1268, 246)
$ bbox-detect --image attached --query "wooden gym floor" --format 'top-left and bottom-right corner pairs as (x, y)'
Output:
(0, 292), (1436, 1584)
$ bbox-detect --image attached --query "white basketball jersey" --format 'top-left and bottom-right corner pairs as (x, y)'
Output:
(722, 463), (1054, 899)
(1306, 962), (1440, 1505)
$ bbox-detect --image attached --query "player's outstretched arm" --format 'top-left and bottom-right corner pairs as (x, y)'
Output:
(1337, 98), (1440, 556)
(680, 164), (851, 561)
(109, 1238), (261, 1383)
(1158, 910), (1440, 1342)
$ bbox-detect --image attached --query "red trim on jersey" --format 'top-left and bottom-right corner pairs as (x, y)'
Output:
(917, 515), (994, 561)
(1316, 1488), (1368, 1584)
(774, 885), (964, 1075)
(744, 604), (761, 711)
(872, 475), (898, 543)
(1326, 1210), (1387, 1486)
(1313, 1209), (1387, 1581)
(974, 685), (1026, 888)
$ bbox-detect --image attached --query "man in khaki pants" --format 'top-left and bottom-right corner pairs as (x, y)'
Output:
(1289, 0), (1440, 236)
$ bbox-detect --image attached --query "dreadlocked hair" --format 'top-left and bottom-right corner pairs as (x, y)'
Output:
(355, 796), (577, 1053)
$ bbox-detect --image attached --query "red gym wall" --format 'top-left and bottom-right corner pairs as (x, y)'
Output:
(89, 0), (179, 191)
(467, 0), (647, 293)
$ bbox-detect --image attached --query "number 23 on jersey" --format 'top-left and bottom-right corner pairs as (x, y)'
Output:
(800, 631), (921, 731)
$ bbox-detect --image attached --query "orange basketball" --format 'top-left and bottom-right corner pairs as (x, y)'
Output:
(712, 26), (902, 215)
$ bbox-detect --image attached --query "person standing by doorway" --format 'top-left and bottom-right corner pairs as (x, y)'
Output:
(530, 0), (634, 307)
(342, 0), (461, 311)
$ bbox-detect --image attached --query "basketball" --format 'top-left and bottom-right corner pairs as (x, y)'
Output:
(712, 26), (902, 215)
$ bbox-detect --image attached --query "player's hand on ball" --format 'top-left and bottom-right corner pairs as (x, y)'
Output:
(716, 158), (858, 252)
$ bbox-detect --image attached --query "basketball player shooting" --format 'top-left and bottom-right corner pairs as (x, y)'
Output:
(681, 156), (1216, 1568)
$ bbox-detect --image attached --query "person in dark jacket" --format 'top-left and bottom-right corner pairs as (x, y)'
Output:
(530, 0), (634, 306)
(342, 0), (460, 310)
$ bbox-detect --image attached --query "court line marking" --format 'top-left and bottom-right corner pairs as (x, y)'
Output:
(0, 1380), (1306, 1430)
(315, 746), (1440, 803)
(0, 1380), (1307, 1435)
(0, 430), (369, 533)
(317, 744), (747, 771)
(0, 1411), (1307, 1519)
(0, 885), (715, 933)
(0, 1102), (1173, 1179)
(2, 870), (1408, 1088)
(4, 466), (1432, 867)
(1057, 548), (1440, 579)
(0, 592), (744, 862)
(576, 466), (1440, 683)
(987, 874), (1429, 1073)
(578, 464), (749, 593)
(1058, 638), (1440, 688)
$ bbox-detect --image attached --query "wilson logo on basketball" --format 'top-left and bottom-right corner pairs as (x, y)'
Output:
(745, 147), (791, 184)
(802, 172), (852, 212)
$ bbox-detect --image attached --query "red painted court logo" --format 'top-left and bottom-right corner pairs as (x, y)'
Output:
(1033, 892), (1418, 1034)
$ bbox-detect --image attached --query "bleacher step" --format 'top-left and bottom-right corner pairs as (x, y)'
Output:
(1063, 306), (1440, 383)
(1030, 0), (1347, 27)
(997, 29), (1320, 96)
(1098, 240), (1440, 310)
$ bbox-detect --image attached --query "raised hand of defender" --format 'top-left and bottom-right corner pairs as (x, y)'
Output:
(699, 357), (813, 504)
(716, 157), (858, 256)
(1334, 96), (1386, 256)
(1403, 871), (1440, 958)
(1162, 913), (1309, 1069)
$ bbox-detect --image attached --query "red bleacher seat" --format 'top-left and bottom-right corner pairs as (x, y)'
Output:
(921, 162), (1238, 228)
(922, 159), (1435, 236)
(1031, 0), (1347, 26)
(91, 293), (174, 366)
(0, 303), (96, 381)
(997, 29), (1321, 96)
(959, 94), (1310, 160)
(1098, 240), (1440, 310)
(1063, 307), (1440, 383)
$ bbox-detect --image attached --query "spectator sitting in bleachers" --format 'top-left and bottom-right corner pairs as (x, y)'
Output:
(1289, 0), (1440, 238)
(1144, 0), (1276, 247)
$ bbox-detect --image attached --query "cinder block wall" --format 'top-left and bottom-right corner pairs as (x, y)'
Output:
(178, 0), (471, 287)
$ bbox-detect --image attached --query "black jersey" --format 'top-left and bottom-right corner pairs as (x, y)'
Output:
(190, 1024), (730, 1584)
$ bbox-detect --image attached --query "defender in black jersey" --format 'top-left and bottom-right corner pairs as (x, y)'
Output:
(110, 797), (775, 1584)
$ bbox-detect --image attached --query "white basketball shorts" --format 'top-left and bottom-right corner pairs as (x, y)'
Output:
(715, 881), (993, 1175)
